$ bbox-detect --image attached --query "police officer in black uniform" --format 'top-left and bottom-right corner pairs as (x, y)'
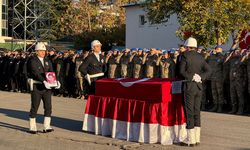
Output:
(78, 40), (106, 95)
(207, 45), (225, 113)
(28, 42), (60, 134)
(180, 37), (211, 146)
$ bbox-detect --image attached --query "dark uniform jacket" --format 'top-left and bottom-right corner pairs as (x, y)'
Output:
(207, 53), (224, 81)
(180, 50), (211, 90)
(175, 53), (184, 79)
(78, 53), (106, 77)
(229, 56), (247, 86)
(29, 56), (54, 83)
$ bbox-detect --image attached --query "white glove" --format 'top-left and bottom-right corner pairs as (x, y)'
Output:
(85, 74), (91, 85)
(194, 74), (202, 82)
(192, 74), (202, 83)
(55, 81), (61, 89)
(43, 81), (52, 89)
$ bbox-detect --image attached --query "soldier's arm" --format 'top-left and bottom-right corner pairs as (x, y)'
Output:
(129, 53), (136, 62)
(48, 60), (54, 72)
(142, 54), (148, 65)
(101, 56), (108, 74)
(65, 61), (70, 76)
(78, 56), (90, 76)
(179, 55), (193, 81)
(116, 53), (123, 64)
(156, 55), (162, 66)
(72, 55), (77, 63)
(170, 60), (176, 78)
(56, 63), (61, 77)
(224, 52), (233, 63)
(200, 60), (212, 81)
(105, 55), (111, 63)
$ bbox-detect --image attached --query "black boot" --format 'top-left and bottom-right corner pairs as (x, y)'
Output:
(209, 104), (217, 112)
(236, 105), (244, 115)
(229, 105), (237, 114)
(201, 103), (206, 111)
(217, 104), (223, 113)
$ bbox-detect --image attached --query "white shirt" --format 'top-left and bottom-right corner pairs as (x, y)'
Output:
(38, 56), (44, 67)
(94, 52), (100, 62)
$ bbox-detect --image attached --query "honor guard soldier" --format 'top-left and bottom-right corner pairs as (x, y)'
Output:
(28, 42), (60, 134)
(156, 50), (175, 78)
(228, 49), (247, 115)
(119, 49), (131, 78)
(180, 37), (211, 146)
(130, 48), (144, 78)
(207, 45), (225, 113)
(78, 40), (106, 95)
(106, 49), (119, 78)
(73, 50), (85, 99)
(143, 48), (158, 78)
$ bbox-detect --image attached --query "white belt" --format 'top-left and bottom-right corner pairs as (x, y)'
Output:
(27, 78), (42, 91)
(85, 73), (104, 85)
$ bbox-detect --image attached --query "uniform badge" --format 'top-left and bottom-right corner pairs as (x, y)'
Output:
(101, 59), (104, 63)
(45, 62), (48, 66)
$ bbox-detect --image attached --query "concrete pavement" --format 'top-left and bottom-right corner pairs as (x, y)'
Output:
(0, 91), (249, 150)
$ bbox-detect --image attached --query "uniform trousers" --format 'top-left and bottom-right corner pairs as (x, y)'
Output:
(184, 82), (202, 129)
(29, 84), (52, 118)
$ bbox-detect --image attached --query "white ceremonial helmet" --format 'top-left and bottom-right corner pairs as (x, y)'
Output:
(91, 40), (102, 49)
(184, 37), (197, 48)
(35, 42), (46, 51)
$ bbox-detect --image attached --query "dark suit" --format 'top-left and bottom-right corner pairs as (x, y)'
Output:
(29, 55), (54, 118)
(180, 50), (211, 129)
(78, 53), (106, 95)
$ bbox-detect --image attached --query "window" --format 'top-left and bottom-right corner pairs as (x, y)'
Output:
(139, 15), (146, 26)
(2, 5), (6, 12)
(2, 29), (7, 36)
(2, 20), (7, 28)
(2, 0), (6, 5)
(2, 14), (6, 20)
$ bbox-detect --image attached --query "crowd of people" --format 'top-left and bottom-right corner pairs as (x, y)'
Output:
(0, 43), (250, 115)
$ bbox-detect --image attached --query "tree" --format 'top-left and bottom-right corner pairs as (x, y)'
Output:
(60, 0), (133, 50)
(49, 0), (72, 40)
(145, 0), (250, 48)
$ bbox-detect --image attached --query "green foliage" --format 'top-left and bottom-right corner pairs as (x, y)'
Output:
(58, 0), (129, 49)
(145, 0), (250, 48)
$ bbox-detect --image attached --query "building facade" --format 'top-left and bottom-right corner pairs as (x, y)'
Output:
(123, 3), (237, 50)
(124, 4), (182, 49)
(0, 0), (8, 37)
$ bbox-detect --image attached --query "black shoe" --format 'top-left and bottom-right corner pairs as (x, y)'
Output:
(209, 105), (217, 112)
(201, 104), (206, 111)
(217, 104), (223, 113)
(27, 130), (38, 134)
(236, 105), (244, 115)
(229, 106), (237, 114)
(43, 129), (54, 133)
(180, 142), (195, 147)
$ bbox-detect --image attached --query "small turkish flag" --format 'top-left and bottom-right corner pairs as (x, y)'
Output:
(239, 30), (250, 49)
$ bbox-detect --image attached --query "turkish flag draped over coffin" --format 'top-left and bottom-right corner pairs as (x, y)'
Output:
(95, 78), (181, 102)
(83, 78), (187, 145)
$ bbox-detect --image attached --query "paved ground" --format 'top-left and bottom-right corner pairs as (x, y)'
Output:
(0, 91), (250, 150)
